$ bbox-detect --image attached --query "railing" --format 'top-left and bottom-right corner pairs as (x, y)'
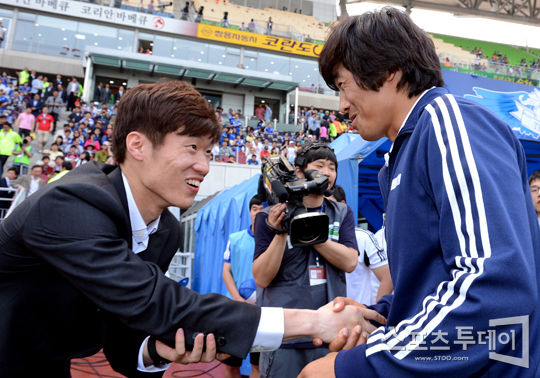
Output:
(0, 187), (17, 223)
(167, 212), (196, 289)
(440, 52), (540, 82)
(3, 187), (27, 221)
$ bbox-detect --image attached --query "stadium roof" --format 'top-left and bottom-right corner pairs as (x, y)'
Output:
(346, 0), (540, 26)
(83, 46), (299, 92)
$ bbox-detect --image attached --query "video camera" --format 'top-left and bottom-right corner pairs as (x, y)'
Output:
(258, 155), (330, 248)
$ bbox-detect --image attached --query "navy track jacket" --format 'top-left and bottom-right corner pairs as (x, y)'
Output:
(335, 87), (540, 378)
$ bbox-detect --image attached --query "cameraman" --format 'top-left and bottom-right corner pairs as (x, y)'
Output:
(12, 136), (34, 175)
(252, 143), (359, 378)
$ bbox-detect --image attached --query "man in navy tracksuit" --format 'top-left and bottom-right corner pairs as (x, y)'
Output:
(299, 7), (540, 378)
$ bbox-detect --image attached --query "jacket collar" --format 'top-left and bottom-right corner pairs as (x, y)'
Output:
(396, 86), (448, 139)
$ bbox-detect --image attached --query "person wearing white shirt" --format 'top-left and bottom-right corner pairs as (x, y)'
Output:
(10, 165), (45, 198)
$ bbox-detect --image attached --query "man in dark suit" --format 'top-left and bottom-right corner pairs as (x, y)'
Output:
(114, 85), (126, 103)
(28, 93), (43, 118)
(52, 74), (63, 89)
(0, 81), (380, 377)
(0, 167), (17, 213)
(101, 83), (112, 105)
(57, 84), (68, 104)
(94, 82), (103, 103)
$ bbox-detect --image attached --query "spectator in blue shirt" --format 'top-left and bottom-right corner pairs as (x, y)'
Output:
(247, 154), (259, 165)
(264, 104), (272, 120)
(0, 89), (9, 113)
(264, 123), (274, 134)
(229, 114), (242, 134)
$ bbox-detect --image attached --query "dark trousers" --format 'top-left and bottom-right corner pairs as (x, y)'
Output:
(51, 112), (59, 132)
(19, 129), (31, 139)
(0, 154), (9, 172)
(67, 93), (77, 111)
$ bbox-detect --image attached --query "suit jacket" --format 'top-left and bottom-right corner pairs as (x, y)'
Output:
(10, 175), (46, 196)
(114, 91), (125, 103)
(57, 89), (67, 104)
(101, 88), (112, 104)
(0, 162), (260, 377)
(0, 177), (15, 209)
(94, 86), (103, 102)
(28, 99), (44, 117)
(45, 95), (65, 115)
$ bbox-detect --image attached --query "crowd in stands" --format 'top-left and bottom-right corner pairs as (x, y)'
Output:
(212, 104), (352, 165)
(464, 47), (539, 77)
(0, 69), (118, 213)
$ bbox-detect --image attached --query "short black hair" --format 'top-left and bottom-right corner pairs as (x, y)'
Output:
(249, 195), (262, 209)
(331, 184), (346, 203)
(295, 142), (338, 173)
(529, 170), (540, 185)
(7, 167), (18, 175)
(319, 7), (444, 98)
(62, 161), (73, 171)
(30, 165), (42, 171)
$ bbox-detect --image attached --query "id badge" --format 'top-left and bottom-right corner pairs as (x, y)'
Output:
(309, 265), (327, 286)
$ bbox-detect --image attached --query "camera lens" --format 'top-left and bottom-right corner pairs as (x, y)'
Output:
(294, 219), (320, 243)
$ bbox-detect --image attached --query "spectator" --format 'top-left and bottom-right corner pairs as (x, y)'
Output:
(264, 104), (272, 120)
(444, 57), (452, 67)
(28, 93), (44, 118)
(12, 136), (34, 176)
(65, 145), (81, 162)
(305, 34), (312, 43)
(52, 74), (63, 89)
(66, 77), (80, 111)
(41, 76), (51, 96)
(56, 84), (67, 104)
(40, 155), (54, 181)
(48, 142), (64, 161)
(219, 140), (234, 159)
(101, 84), (112, 105)
(310, 84), (316, 93)
(260, 145), (270, 160)
(270, 147), (279, 156)
(529, 170), (540, 226)
(248, 18), (255, 32)
(14, 106), (35, 140)
(114, 86), (126, 103)
(320, 122), (328, 143)
(247, 154), (258, 165)
(264, 122), (274, 134)
(95, 141), (111, 163)
(255, 104), (265, 120)
(328, 120), (337, 142)
(45, 91), (64, 133)
(221, 195), (264, 377)
(0, 121), (22, 171)
(317, 84), (324, 94)
(48, 161), (72, 183)
(31, 75), (43, 95)
(147, 0), (155, 13)
(76, 151), (92, 167)
(94, 82), (103, 103)
(267, 17), (273, 35)
(10, 164), (45, 197)
(229, 114), (242, 134)
(0, 167), (17, 213)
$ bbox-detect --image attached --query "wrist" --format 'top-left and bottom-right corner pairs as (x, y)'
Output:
(283, 309), (317, 341)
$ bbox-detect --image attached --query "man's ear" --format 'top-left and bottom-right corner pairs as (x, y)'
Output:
(125, 132), (146, 162)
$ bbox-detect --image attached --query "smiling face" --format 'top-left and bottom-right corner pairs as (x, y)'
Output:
(296, 158), (337, 190)
(135, 132), (214, 209)
(335, 64), (402, 142)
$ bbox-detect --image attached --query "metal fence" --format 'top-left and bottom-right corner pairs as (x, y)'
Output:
(167, 212), (196, 289)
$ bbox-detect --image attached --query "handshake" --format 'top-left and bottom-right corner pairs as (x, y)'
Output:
(145, 297), (386, 367)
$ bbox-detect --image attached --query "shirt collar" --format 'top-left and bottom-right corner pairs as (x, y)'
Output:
(248, 226), (254, 237)
(389, 86), (435, 154)
(121, 172), (161, 254)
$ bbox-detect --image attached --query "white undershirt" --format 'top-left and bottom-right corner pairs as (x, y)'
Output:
(27, 176), (40, 197)
(121, 173), (284, 372)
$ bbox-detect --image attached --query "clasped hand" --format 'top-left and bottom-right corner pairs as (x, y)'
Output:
(145, 329), (230, 366)
(314, 297), (386, 352)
